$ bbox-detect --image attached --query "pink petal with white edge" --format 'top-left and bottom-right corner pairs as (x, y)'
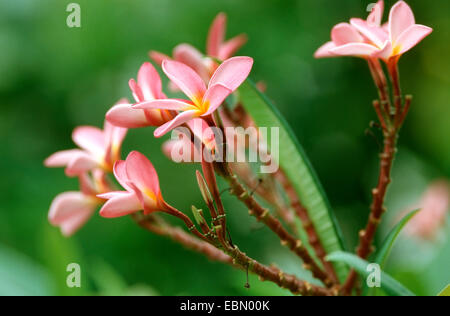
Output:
(367, 0), (384, 27)
(331, 23), (363, 46)
(202, 83), (232, 116)
(65, 152), (99, 176)
(162, 60), (206, 102)
(149, 50), (171, 66)
(314, 41), (337, 58)
(396, 24), (432, 55)
(219, 34), (248, 60)
(125, 151), (161, 195)
(209, 56), (253, 92)
(44, 149), (85, 167)
(330, 43), (380, 57)
(48, 191), (96, 229)
(134, 99), (193, 111)
(154, 110), (199, 138)
(207, 12), (226, 57)
(137, 62), (165, 100)
(106, 103), (149, 128)
(72, 126), (105, 157)
(99, 191), (142, 218)
(350, 18), (387, 48)
(389, 1), (415, 43)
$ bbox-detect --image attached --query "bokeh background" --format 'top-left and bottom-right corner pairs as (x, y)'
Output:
(0, 0), (448, 296)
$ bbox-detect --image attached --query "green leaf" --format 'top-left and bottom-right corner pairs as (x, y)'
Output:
(326, 251), (416, 296)
(375, 209), (420, 268)
(0, 244), (54, 296)
(438, 285), (450, 296)
(238, 80), (348, 281)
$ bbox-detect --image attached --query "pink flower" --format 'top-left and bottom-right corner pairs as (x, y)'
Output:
(314, 1), (432, 61)
(134, 56), (253, 137)
(405, 181), (449, 240)
(375, 1), (432, 61)
(98, 151), (167, 218)
(48, 172), (108, 236)
(206, 12), (248, 61)
(106, 63), (173, 128)
(45, 117), (127, 175)
(149, 13), (247, 86)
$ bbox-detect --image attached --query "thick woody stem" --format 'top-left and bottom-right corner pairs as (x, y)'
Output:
(132, 214), (232, 265)
(219, 164), (334, 287)
(275, 169), (339, 284)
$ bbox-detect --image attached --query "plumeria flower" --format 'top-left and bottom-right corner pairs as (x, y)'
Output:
(98, 151), (167, 218)
(314, 1), (432, 61)
(149, 12), (247, 87)
(48, 171), (110, 236)
(206, 12), (248, 61)
(106, 63), (173, 128)
(45, 116), (127, 175)
(134, 56), (253, 137)
(374, 1), (432, 61)
(314, 0), (385, 59)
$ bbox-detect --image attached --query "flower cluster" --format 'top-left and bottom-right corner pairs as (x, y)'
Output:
(45, 12), (252, 236)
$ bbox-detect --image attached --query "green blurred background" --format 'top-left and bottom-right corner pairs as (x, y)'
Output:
(0, 0), (448, 296)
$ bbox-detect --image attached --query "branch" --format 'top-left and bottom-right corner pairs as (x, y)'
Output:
(218, 163), (334, 287)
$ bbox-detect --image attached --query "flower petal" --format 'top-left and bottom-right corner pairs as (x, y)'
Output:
(153, 110), (199, 138)
(396, 24), (432, 55)
(331, 23), (363, 46)
(65, 152), (99, 176)
(350, 18), (387, 47)
(72, 126), (105, 157)
(389, 0), (415, 43)
(209, 56), (253, 91)
(367, 0), (384, 27)
(106, 103), (149, 128)
(125, 151), (161, 195)
(173, 43), (211, 82)
(99, 191), (142, 218)
(162, 60), (206, 102)
(44, 149), (84, 167)
(219, 34), (248, 60)
(134, 99), (193, 111)
(113, 160), (132, 191)
(202, 83), (232, 116)
(59, 209), (95, 237)
(48, 191), (96, 226)
(207, 12), (226, 58)
(330, 43), (380, 57)
(137, 62), (165, 100)
(314, 41), (337, 58)
(149, 50), (171, 66)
